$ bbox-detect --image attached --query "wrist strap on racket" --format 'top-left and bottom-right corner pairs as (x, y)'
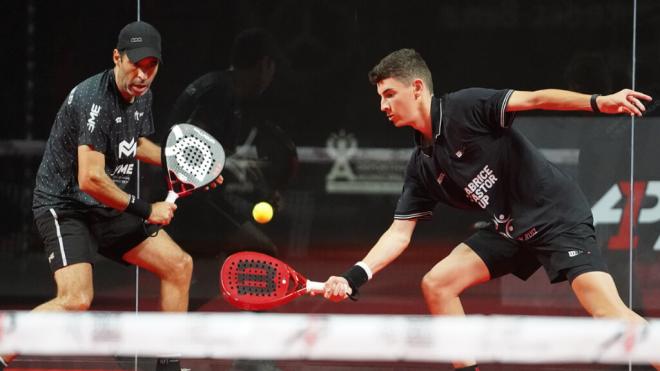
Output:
(125, 194), (152, 220)
(341, 262), (372, 301)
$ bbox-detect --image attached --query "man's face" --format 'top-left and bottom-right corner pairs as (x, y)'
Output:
(376, 77), (418, 128)
(113, 50), (159, 102)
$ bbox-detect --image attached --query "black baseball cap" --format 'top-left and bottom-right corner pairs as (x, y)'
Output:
(116, 21), (162, 63)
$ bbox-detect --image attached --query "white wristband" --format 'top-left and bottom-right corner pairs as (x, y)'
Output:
(355, 261), (373, 280)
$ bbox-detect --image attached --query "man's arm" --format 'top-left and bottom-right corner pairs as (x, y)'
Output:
(506, 88), (652, 116)
(77, 145), (176, 224)
(136, 137), (162, 166)
(323, 218), (417, 301)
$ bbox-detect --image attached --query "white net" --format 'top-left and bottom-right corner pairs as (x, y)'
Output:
(1, 311), (659, 365)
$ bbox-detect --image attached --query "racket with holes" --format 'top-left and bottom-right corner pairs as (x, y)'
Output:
(162, 123), (225, 203)
(220, 251), (325, 311)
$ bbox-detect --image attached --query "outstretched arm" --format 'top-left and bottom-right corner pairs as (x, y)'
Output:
(323, 219), (417, 301)
(506, 89), (652, 116)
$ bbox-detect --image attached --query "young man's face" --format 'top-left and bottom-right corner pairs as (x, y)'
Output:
(376, 77), (418, 127)
(113, 50), (159, 102)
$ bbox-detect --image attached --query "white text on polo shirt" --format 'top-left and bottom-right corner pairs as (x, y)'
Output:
(87, 104), (101, 132)
(464, 165), (498, 209)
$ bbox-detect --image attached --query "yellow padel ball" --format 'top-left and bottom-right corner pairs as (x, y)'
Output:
(252, 201), (274, 224)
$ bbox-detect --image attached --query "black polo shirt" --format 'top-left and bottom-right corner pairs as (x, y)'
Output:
(32, 69), (154, 215)
(395, 88), (591, 242)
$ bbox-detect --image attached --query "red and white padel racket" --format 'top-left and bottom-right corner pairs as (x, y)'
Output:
(162, 123), (225, 203)
(220, 251), (325, 311)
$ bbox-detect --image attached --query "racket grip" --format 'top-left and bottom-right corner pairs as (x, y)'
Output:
(306, 280), (325, 294)
(165, 191), (179, 204)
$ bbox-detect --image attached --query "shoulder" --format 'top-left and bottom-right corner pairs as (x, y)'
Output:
(187, 70), (231, 94)
(444, 88), (512, 114)
(446, 88), (500, 103)
(67, 70), (112, 108)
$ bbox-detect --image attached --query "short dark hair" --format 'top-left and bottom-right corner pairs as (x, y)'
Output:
(368, 49), (433, 93)
(231, 28), (279, 69)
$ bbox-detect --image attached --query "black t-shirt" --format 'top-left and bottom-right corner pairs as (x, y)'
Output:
(395, 88), (591, 242)
(32, 69), (154, 215)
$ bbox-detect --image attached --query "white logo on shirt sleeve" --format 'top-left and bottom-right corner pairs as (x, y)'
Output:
(67, 87), (77, 105)
(86, 104), (101, 132)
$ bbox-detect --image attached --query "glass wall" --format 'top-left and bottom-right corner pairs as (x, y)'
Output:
(1, 1), (658, 370)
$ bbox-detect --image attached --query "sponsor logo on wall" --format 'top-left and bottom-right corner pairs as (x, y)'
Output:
(592, 180), (660, 251)
(325, 130), (408, 194)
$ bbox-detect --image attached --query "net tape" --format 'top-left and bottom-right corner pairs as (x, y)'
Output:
(1, 311), (659, 364)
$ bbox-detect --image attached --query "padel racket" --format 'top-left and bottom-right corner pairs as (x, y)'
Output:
(162, 123), (225, 203)
(220, 251), (324, 311)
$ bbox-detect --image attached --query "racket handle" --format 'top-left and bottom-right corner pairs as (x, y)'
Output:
(306, 280), (325, 294)
(165, 191), (179, 204)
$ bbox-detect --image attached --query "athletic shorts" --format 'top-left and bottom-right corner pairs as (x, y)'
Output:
(464, 219), (609, 284)
(34, 207), (160, 272)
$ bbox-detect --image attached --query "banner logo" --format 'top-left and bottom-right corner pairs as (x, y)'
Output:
(592, 181), (660, 250)
(324, 130), (407, 194)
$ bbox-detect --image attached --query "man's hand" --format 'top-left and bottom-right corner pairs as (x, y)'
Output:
(322, 276), (353, 302)
(148, 201), (177, 225)
(205, 175), (224, 191)
(599, 89), (652, 116)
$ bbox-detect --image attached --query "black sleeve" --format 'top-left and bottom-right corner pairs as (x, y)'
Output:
(74, 90), (110, 153)
(446, 88), (516, 132)
(394, 152), (436, 220)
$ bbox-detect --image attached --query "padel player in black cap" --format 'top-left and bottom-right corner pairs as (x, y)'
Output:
(0, 21), (221, 371)
(321, 49), (657, 371)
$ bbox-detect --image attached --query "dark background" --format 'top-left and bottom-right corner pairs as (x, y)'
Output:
(1, 1), (659, 370)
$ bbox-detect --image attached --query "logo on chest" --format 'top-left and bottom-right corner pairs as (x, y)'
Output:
(118, 138), (137, 159)
(464, 164), (498, 209)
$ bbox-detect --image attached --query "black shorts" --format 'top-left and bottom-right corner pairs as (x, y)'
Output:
(34, 207), (160, 272)
(464, 220), (609, 283)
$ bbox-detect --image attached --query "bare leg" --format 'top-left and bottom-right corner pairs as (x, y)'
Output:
(421, 243), (490, 369)
(3, 262), (94, 364)
(572, 271), (659, 370)
(123, 229), (193, 312)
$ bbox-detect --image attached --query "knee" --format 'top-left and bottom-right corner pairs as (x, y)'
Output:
(421, 271), (456, 301)
(165, 251), (193, 283)
(58, 291), (93, 311)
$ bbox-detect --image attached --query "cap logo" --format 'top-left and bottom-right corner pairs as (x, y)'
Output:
(130, 37), (143, 43)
